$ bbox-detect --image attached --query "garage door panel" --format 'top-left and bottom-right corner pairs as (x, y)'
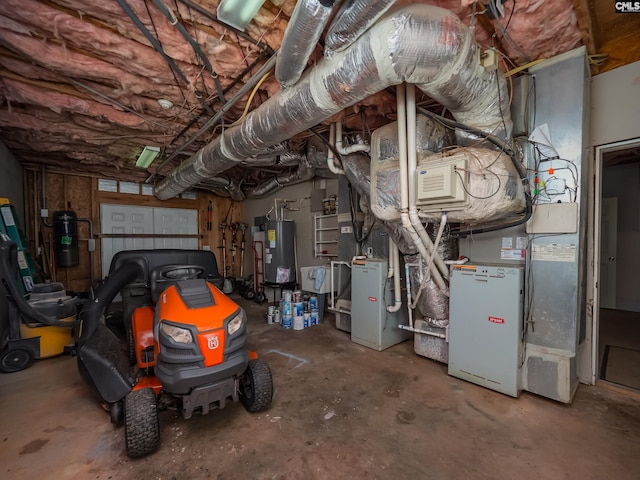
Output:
(100, 204), (197, 276)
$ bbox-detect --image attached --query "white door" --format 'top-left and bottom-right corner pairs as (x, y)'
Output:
(100, 204), (198, 276)
(599, 197), (617, 309)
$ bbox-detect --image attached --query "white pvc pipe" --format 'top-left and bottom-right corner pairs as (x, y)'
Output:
(327, 123), (345, 175)
(387, 238), (402, 313)
(387, 236), (394, 279)
(405, 83), (449, 285)
(397, 83), (428, 263)
(398, 324), (447, 339)
(397, 83), (447, 292)
(411, 212), (450, 307)
(336, 121), (371, 154)
(445, 257), (470, 265)
(404, 262), (414, 328)
(423, 212), (448, 287)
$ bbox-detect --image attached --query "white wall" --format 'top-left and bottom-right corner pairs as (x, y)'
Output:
(591, 60), (640, 147)
(242, 178), (338, 283)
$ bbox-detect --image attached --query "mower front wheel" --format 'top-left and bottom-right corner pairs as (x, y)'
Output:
(0, 347), (35, 373)
(124, 388), (160, 458)
(239, 359), (273, 413)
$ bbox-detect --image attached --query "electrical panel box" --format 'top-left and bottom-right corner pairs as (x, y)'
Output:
(525, 202), (578, 234)
(448, 264), (524, 397)
(416, 156), (467, 210)
(351, 259), (411, 351)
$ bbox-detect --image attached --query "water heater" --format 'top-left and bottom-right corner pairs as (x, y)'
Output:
(264, 219), (296, 285)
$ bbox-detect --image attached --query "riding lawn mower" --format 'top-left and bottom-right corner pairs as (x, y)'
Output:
(76, 249), (273, 458)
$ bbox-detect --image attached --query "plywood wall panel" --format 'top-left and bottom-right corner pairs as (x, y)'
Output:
(24, 167), (242, 290)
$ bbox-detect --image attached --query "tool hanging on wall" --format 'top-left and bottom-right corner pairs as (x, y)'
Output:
(207, 200), (213, 231)
(229, 222), (239, 279)
(218, 202), (234, 294)
(239, 223), (247, 278)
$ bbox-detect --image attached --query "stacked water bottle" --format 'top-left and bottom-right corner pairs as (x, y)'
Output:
(267, 290), (319, 330)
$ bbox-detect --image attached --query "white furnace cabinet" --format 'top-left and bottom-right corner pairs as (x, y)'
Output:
(448, 264), (525, 397)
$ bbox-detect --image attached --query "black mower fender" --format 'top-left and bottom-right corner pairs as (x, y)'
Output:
(77, 323), (135, 404)
(76, 260), (143, 403)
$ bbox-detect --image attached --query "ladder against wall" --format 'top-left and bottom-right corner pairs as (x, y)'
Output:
(0, 198), (40, 296)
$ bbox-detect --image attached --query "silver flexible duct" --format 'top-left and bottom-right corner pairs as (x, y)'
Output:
(155, 4), (511, 200)
(199, 177), (244, 201)
(324, 0), (397, 56)
(244, 157), (315, 199)
(275, 0), (340, 88)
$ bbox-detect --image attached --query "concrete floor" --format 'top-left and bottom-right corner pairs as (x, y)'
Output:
(2, 297), (640, 479)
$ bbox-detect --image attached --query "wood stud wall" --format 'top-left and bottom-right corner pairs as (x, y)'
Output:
(23, 167), (241, 293)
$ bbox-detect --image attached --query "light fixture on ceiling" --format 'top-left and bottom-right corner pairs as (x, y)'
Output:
(157, 99), (174, 109)
(136, 146), (161, 169)
(217, 0), (266, 31)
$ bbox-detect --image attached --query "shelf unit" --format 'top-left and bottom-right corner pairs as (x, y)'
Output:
(314, 214), (338, 257)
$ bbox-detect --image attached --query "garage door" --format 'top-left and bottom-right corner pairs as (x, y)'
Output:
(100, 204), (198, 276)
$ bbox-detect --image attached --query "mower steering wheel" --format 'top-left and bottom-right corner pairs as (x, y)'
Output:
(160, 265), (205, 281)
(150, 264), (207, 303)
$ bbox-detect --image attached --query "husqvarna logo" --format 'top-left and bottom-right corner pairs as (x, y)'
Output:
(208, 335), (219, 350)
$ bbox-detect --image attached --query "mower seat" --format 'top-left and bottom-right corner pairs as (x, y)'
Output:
(149, 264), (206, 304)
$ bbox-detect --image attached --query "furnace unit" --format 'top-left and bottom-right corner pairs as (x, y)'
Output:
(448, 264), (525, 397)
(351, 259), (411, 351)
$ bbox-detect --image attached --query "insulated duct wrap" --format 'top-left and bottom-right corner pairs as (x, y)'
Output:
(325, 0), (397, 55)
(275, 0), (339, 88)
(244, 156), (315, 199)
(342, 152), (417, 255)
(199, 177), (244, 201)
(406, 224), (458, 325)
(155, 4), (511, 200)
(371, 146), (525, 223)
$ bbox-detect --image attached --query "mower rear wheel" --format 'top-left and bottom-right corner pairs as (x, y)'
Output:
(124, 388), (160, 458)
(255, 292), (267, 305)
(0, 347), (34, 373)
(239, 359), (273, 413)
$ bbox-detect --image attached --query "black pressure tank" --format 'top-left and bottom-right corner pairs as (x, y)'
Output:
(53, 210), (79, 267)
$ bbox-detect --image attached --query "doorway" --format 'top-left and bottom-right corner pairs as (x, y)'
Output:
(594, 140), (640, 391)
